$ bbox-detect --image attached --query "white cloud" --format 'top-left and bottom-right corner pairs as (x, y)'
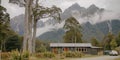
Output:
(1, 0), (25, 18)
(1, 0), (120, 19)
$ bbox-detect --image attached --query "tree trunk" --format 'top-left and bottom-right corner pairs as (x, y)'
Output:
(23, 0), (33, 54)
(32, 20), (37, 53)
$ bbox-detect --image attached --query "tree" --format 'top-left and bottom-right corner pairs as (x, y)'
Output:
(103, 32), (115, 50)
(91, 37), (99, 46)
(116, 32), (120, 46)
(63, 17), (82, 43)
(110, 39), (117, 50)
(0, 5), (22, 52)
(9, 0), (62, 53)
(32, 3), (62, 53)
(5, 35), (22, 51)
(0, 5), (10, 51)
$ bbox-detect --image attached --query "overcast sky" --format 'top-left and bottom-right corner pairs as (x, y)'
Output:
(1, 0), (120, 18)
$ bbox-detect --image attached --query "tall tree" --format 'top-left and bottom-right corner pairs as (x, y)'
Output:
(116, 32), (120, 46)
(9, 0), (62, 53)
(5, 35), (22, 51)
(32, 4), (62, 52)
(0, 5), (10, 51)
(103, 32), (115, 50)
(63, 17), (82, 43)
(110, 38), (117, 50)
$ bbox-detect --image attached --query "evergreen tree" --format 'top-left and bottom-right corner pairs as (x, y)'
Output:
(5, 35), (22, 51)
(0, 5), (10, 51)
(0, 5), (22, 51)
(63, 17), (82, 43)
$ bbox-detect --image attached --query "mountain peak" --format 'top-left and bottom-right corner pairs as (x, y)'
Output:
(88, 4), (98, 9)
(68, 3), (81, 9)
(72, 3), (80, 7)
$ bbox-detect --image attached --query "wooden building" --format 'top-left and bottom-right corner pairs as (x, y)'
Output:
(50, 43), (103, 55)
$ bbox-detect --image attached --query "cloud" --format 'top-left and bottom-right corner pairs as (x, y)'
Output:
(1, 0), (25, 18)
(1, 0), (120, 19)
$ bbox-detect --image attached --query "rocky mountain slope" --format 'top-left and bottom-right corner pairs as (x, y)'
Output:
(10, 3), (120, 42)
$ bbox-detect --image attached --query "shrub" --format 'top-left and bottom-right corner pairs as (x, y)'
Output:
(1, 52), (10, 59)
(22, 51), (29, 59)
(11, 50), (21, 60)
(35, 53), (44, 58)
(35, 52), (55, 58)
(11, 50), (29, 60)
(62, 51), (84, 58)
(43, 52), (55, 58)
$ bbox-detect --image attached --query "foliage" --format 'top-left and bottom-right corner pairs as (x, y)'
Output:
(11, 50), (21, 60)
(1, 52), (11, 59)
(22, 51), (29, 59)
(0, 5), (10, 51)
(110, 39), (117, 50)
(5, 35), (22, 51)
(43, 52), (55, 58)
(0, 5), (22, 52)
(62, 51), (84, 58)
(91, 37), (100, 46)
(11, 50), (29, 60)
(35, 53), (44, 58)
(102, 32), (115, 50)
(63, 17), (82, 43)
(116, 32), (120, 46)
(35, 52), (55, 58)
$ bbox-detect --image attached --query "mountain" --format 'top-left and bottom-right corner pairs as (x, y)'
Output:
(10, 3), (120, 42)
(10, 14), (24, 35)
(38, 20), (120, 42)
(61, 3), (86, 20)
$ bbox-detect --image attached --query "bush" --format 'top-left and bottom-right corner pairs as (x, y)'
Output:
(1, 52), (10, 59)
(22, 51), (29, 59)
(62, 51), (84, 58)
(11, 50), (21, 60)
(35, 53), (44, 58)
(43, 52), (55, 58)
(35, 52), (55, 58)
(11, 50), (29, 60)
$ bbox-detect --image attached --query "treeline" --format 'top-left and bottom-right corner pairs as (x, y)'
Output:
(90, 32), (120, 50)
(63, 17), (120, 51)
(0, 5), (22, 52)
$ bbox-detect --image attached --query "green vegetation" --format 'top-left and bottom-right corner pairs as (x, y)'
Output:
(102, 32), (117, 50)
(91, 37), (100, 46)
(0, 5), (22, 52)
(62, 51), (84, 58)
(63, 17), (82, 43)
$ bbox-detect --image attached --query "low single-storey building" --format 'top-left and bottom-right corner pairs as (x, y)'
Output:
(50, 43), (103, 55)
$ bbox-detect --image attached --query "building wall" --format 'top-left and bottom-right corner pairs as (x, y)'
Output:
(51, 47), (103, 55)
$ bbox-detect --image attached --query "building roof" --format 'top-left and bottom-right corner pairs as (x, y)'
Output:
(50, 43), (92, 47)
(91, 46), (102, 48)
